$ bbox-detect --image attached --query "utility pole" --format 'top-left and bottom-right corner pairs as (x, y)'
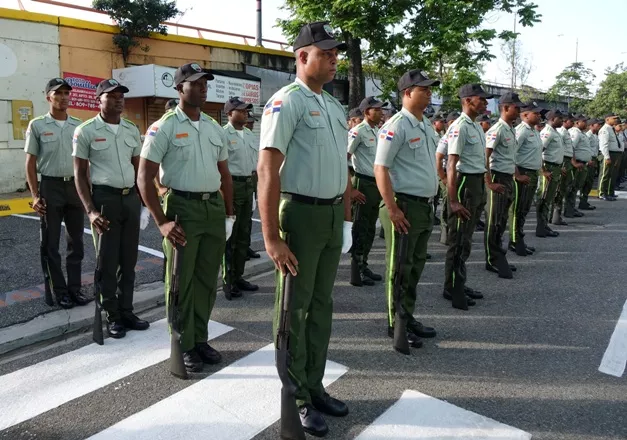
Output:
(575, 38), (578, 63)
(256, 0), (263, 47)
(511, 12), (517, 90)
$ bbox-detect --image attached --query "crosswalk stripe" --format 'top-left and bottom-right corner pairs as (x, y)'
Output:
(355, 389), (531, 439)
(0, 319), (233, 431)
(598, 299), (627, 377)
(87, 343), (348, 440)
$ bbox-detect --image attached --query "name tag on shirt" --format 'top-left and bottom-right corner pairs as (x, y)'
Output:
(409, 137), (422, 143)
(42, 132), (54, 136)
(94, 138), (107, 142)
(175, 133), (189, 139)
(310, 111), (320, 116)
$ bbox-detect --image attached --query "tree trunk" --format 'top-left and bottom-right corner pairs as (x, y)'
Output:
(345, 32), (364, 110)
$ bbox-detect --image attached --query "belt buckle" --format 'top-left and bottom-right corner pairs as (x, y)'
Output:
(201, 193), (211, 200)
(428, 197), (434, 204)
(122, 188), (130, 196)
(63, 176), (72, 182)
(334, 196), (343, 205)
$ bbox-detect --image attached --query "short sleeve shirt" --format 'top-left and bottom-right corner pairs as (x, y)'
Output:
(348, 121), (378, 177)
(485, 118), (517, 174)
(223, 123), (258, 177)
(446, 112), (486, 174)
(140, 106), (229, 192)
(540, 125), (564, 165)
(557, 127), (574, 157)
(259, 80), (348, 198)
(515, 121), (542, 170)
(374, 108), (438, 198)
(598, 124), (620, 159)
(24, 113), (82, 177)
(586, 131), (599, 158)
(72, 114), (141, 188)
(569, 127), (592, 162)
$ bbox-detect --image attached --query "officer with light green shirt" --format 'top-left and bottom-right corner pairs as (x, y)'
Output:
(138, 63), (234, 372)
(222, 96), (259, 297)
(553, 114), (577, 225)
(375, 69), (439, 351)
(598, 113), (622, 200)
(566, 115), (590, 217)
(509, 103), (543, 256)
(73, 79), (148, 339)
(580, 119), (602, 209)
(257, 22), (352, 437)
(537, 110), (564, 237)
(443, 84), (494, 309)
(25, 78), (89, 309)
(348, 96), (387, 287)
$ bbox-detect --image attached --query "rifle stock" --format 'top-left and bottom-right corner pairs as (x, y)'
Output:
(276, 234), (305, 440)
(168, 215), (188, 379)
(393, 202), (410, 355)
(93, 206), (105, 345)
(39, 206), (54, 306)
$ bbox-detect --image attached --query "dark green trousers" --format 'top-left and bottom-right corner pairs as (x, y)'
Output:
(536, 162), (562, 228)
(599, 152), (623, 197)
(566, 164), (587, 215)
(223, 178), (254, 285)
(444, 174), (484, 292)
(351, 174), (382, 270)
(509, 168), (538, 244)
(580, 160), (597, 206)
(273, 198), (343, 407)
(40, 178), (84, 297)
(91, 186), (140, 322)
(484, 172), (513, 267)
(554, 157), (574, 213)
(380, 194), (433, 328)
(439, 179), (449, 245)
(163, 191), (225, 353)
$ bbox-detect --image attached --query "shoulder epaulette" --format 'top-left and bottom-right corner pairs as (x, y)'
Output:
(76, 118), (96, 130)
(202, 112), (218, 124)
(285, 84), (300, 94)
(30, 115), (46, 123)
(123, 118), (137, 127)
(244, 127), (253, 133)
(388, 112), (404, 125)
(69, 115), (82, 122)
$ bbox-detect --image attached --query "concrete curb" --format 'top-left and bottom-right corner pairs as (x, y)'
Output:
(0, 252), (274, 356)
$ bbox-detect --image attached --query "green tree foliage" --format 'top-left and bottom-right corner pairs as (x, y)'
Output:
(92, 0), (179, 64)
(438, 68), (483, 112)
(586, 64), (627, 119)
(546, 62), (595, 113)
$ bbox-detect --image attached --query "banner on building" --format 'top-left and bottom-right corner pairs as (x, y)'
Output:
(63, 72), (105, 111)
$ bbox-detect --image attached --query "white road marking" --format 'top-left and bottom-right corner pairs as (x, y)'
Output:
(355, 389), (532, 440)
(598, 299), (627, 377)
(0, 320), (232, 431)
(87, 344), (348, 440)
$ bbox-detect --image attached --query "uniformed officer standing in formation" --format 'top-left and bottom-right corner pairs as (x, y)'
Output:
(581, 118), (602, 210)
(552, 114), (577, 225)
(257, 22), (351, 437)
(484, 92), (525, 279)
(435, 116), (449, 245)
(537, 110), (564, 238)
(245, 111), (262, 261)
(73, 79), (148, 338)
(348, 108), (364, 129)
(443, 84), (493, 309)
(25, 78), (90, 309)
(478, 114), (492, 133)
(375, 69), (439, 349)
(222, 97), (259, 297)
(348, 96), (387, 287)
(509, 103), (543, 256)
(138, 63), (234, 372)
(567, 115), (591, 217)
(615, 123), (625, 189)
(598, 114), (622, 201)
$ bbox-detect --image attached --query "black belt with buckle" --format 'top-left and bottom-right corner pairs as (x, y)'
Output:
(171, 189), (218, 201)
(576, 159), (587, 164)
(42, 175), (74, 182)
(544, 161), (561, 167)
(281, 192), (343, 206)
(396, 192), (432, 203)
(232, 175), (253, 183)
(92, 184), (134, 196)
(355, 173), (376, 182)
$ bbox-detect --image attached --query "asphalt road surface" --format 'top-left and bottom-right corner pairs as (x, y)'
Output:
(0, 196), (626, 439)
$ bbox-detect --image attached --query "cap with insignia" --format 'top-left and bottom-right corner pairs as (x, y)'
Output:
(348, 108), (363, 119)
(174, 62), (214, 87)
(397, 69), (440, 92)
(45, 78), (72, 94)
(458, 83), (495, 99)
(446, 111), (460, 122)
(574, 114), (587, 122)
(520, 101), (544, 113)
(605, 112), (619, 119)
(165, 98), (179, 111)
(498, 92), (524, 107)
(293, 21), (347, 51)
(358, 96), (387, 113)
(224, 96), (253, 113)
(96, 79), (129, 97)
(477, 114), (491, 122)
(545, 109), (563, 120)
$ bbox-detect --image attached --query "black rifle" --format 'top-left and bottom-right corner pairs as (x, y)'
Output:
(276, 234), (305, 440)
(349, 199), (362, 286)
(38, 200), (54, 306)
(392, 202), (410, 355)
(93, 206), (105, 345)
(168, 215), (188, 379)
(451, 189), (470, 310)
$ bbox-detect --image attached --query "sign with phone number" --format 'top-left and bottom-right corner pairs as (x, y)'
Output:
(62, 72), (105, 111)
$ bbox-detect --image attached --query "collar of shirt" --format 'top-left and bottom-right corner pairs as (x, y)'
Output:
(520, 121), (532, 130)
(174, 105), (210, 130)
(94, 113), (132, 133)
(361, 121), (378, 136)
(44, 112), (77, 126)
(400, 107), (428, 129)
(295, 77), (326, 108)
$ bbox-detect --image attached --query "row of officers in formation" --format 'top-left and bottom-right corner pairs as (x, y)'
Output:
(23, 21), (626, 438)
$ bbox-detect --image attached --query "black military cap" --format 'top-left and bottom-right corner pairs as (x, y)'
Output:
(499, 92), (524, 107)
(545, 109), (563, 120)
(224, 96), (253, 113)
(348, 108), (363, 119)
(96, 79), (129, 97)
(574, 114), (588, 122)
(477, 114), (491, 122)
(247, 112), (257, 122)
(397, 69), (440, 92)
(588, 118), (602, 125)
(520, 101), (544, 113)
(165, 98), (179, 111)
(605, 112), (619, 119)
(563, 113), (575, 121)
(293, 22), (347, 51)
(45, 77), (72, 94)
(446, 112), (460, 122)
(174, 62), (214, 86)
(358, 96), (387, 113)
(432, 114), (444, 122)
(459, 83), (494, 99)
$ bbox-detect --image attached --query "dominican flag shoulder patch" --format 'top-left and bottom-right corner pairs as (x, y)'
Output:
(449, 130), (459, 139)
(264, 100), (282, 115)
(147, 126), (158, 137)
(349, 129), (358, 139)
(379, 129), (394, 141)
